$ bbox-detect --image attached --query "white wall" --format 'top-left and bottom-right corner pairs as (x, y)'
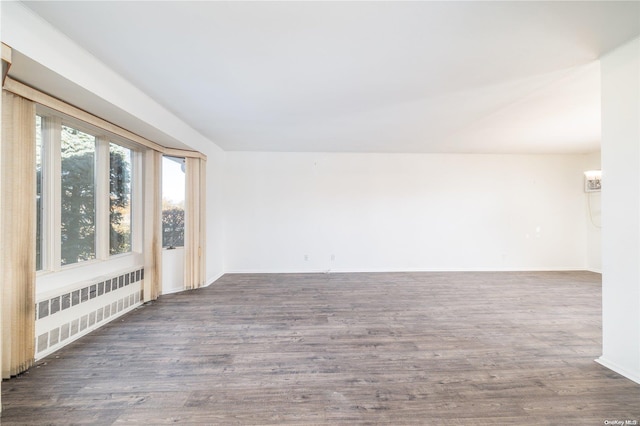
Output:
(1, 2), (226, 285)
(162, 248), (185, 294)
(598, 37), (640, 384)
(225, 152), (588, 272)
(206, 149), (227, 284)
(584, 151), (602, 273)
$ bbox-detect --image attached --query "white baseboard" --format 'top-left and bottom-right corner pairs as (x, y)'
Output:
(596, 357), (640, 385)
(161, 287), (186, 295)
(223, 266), (591, 274)
(162, 272), (225, 293)
(205, 272), (225, 287)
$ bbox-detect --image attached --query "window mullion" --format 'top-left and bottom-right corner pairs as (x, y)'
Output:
(131, 151), (143, 253)
(47, 116), (62, 271)
(96, 137), (110, 260)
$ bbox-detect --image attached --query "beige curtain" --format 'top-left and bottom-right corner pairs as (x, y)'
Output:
(143, 149), (162, 301)
(184, 157), (206, 290)
(1, 91), (36, 378)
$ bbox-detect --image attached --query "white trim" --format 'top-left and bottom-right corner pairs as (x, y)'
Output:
(223, 267), (593, 274)
(36, 253), (144, 298)
(596, 357), (640, 385)
(131, 150), (143, 254)
(159, 287), (187, 295)
(95, 137), (109, 260)
(205, 272), (225, 287)
(47, 115), (62, 271)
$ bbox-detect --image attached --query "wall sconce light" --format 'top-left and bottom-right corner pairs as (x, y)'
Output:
(584, 170), (602, 192)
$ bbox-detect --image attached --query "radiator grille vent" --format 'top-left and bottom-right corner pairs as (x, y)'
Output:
(35, 268), (144, 358)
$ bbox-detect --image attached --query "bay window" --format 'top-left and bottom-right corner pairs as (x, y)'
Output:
(36, 107), (140, 276)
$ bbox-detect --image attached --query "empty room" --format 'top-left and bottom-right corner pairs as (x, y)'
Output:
(1, 1), (640, 424)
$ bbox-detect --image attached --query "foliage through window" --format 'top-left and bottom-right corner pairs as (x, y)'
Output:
(162, 156), (185, 248)
(61, 125), (96, 265)
(36, 115), (43, 271)
(36, 110), (140, 273)
(110, 143), (132, 255)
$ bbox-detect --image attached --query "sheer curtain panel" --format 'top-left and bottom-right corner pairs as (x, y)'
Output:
(1, 91), (36, 378)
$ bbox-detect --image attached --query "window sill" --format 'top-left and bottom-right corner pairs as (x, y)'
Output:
(36, 252), (144, 299)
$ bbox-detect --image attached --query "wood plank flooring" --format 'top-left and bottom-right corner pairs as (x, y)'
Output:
(2, 271), (639, 425)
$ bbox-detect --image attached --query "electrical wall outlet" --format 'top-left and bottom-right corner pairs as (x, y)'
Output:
(584, 170), (602, 192)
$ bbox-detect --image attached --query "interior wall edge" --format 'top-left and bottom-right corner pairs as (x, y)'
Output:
(205, 272), (226, 288)
(596, 357), (640, 386)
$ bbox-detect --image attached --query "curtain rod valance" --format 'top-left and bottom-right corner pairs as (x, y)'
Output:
(2, 43), (12, 85)
(3, 76), (206, 160)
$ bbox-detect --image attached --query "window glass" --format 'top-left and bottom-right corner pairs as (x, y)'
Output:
(35, 108), (144, 276)
(35, 115), (43, 271)
(162, 156), (185, 248)
(60, 125), (96, 265)
(109, 143), (132, 255)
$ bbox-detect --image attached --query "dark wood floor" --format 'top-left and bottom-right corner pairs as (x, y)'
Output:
(2, 271), (639, 425)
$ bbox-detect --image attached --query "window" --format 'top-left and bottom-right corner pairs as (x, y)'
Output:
(110, 143), (132, 255)
(162, 156), (185, 248)
(60, 125), (96, 265)
(36, 108), (141, 273)
(35, 115), (44, 271)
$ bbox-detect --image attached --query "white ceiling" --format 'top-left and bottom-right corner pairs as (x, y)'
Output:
(20, 1), (640, 154)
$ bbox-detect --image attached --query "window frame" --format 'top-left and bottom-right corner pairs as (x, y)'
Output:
(36, 105), (143, 276)
(162, 155), (186, 249)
